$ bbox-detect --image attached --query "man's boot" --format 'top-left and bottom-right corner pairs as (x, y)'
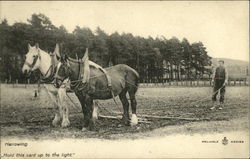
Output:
(210, 101), (217, 110)
(218, 102), (224, 110)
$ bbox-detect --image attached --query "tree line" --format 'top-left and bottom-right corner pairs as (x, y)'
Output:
(0, 13), (212, 83)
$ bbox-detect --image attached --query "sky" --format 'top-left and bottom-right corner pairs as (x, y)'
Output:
(0, 1), (249, 61)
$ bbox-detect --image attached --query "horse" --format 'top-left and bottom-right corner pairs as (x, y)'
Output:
(22, 43), (71, 127)
(54, 49), (140, 131)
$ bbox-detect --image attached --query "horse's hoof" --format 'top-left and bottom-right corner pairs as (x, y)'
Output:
(118, 124), (122, 127)
(81, 127), (88, 132)
(52, 119), (60, 127)
(92, 116), (98, 121)
(130, 114), (138, 126)
(87, 121), (96, 131)
(88, 126), (97, 131)
(123, 120), (130, 126)
(61, 119), (70, 128)
(122, 116), (130, 126)
(122, 118), (130, 126)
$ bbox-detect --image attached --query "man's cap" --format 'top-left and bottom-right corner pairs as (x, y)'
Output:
(218, 60), (224, 63)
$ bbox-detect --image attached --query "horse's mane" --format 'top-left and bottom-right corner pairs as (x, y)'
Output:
(68, 57), (104, 70)
(67, 56), (110, 84)
(39, 48), (59, 65)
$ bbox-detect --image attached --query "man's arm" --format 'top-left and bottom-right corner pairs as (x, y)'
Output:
(211, 67), (216, 82)
(224, 67), (228, 84)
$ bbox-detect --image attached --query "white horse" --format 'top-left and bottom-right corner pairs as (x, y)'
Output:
(22, 43), (71, 127)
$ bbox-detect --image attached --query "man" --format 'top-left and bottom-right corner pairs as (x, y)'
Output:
(210, 60), (228, 110)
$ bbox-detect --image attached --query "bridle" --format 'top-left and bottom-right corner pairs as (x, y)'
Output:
(24, 55), (39, 70)
(24, 48), (57, 83)
(54, 63), (70, 83)
(55, 58), (87, 91)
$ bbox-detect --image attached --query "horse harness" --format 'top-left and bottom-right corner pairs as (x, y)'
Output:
(70, 59), (88, 91)
(40, 53), (57, 83)
(68, 59), (113, 95)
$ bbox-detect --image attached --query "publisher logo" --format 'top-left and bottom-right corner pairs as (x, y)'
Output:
(222, 137), (228, 145)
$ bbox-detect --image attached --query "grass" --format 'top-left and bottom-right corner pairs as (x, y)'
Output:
(0, 84), (249, 140)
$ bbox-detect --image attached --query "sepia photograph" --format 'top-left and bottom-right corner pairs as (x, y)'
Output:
(0, 1), (249, 158)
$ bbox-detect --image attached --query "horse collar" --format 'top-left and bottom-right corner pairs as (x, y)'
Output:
(69, 60), (88, 92)
(40, 53), (57, 83)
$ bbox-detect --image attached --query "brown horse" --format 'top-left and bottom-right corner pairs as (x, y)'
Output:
(54, 49), (140, 131)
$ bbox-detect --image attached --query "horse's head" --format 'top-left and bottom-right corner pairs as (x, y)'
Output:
(54, 54), (71, 88)
(22, 43), (41, 76)
(54, 48), (89, 88)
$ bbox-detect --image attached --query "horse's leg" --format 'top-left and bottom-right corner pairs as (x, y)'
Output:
(128, 88), (138, 126)
(58, 88), (70, 128)
(85, 95), (95, 131)
(44, 85), (61, 127)
(52, 96), (62, 127)
(119, 90), (130, 126)
(75, 91), (90, 131)
(92, 101), (98, 121)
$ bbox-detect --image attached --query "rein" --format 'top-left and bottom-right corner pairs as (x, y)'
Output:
(40, 54), (57, 83)
(40, 64), (56, 83)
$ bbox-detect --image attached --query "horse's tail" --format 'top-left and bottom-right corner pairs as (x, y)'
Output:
(131, 67), (140, 89)
(131, 67), (140, 80)
(123, 64), (140, 91)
